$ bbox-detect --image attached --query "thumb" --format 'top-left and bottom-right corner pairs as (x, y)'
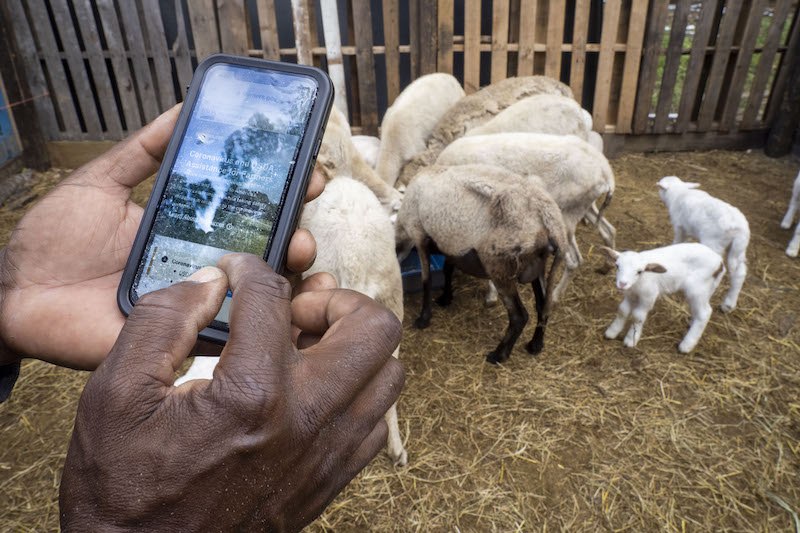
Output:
(100, 267), (228, 394)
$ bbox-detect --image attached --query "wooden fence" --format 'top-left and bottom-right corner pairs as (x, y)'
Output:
(1, 0), (798, 146)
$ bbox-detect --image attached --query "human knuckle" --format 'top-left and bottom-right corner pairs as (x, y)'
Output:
(361, 304), (403, 350)
(241, 270), (292, 302)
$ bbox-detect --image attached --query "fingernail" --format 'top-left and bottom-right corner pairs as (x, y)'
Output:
(185, 266), (222, 283)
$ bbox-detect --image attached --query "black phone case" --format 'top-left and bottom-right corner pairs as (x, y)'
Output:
(117, 54), (334, 345)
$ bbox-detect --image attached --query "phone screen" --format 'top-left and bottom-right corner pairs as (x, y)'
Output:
(132, 64), (318, 326)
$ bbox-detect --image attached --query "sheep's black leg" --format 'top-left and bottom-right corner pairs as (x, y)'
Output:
(436, 260), (455, 307)
(486, 281), (528, 364)
(526, 276), (547, 355)
(414, 245), (433, 329)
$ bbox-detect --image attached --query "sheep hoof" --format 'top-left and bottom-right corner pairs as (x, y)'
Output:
(485, 350), (508, 365)
(484, 296), (498, 307)
(435, 293), (453, 307)
(720, 302), (735, 313)
(413, 315), (431, 329)
(780, 220), (792, 230)
(678, 341), (694, 353)
(392, 450), (408, 467)
(525, 338), (543, 355)
(787, 247), (799, 258)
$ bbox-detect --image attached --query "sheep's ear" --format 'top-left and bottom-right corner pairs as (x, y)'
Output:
(644, 263), (667, 273)
(684, 182), (701, 189)
(464, 180), (495, 198)
(599, 246), (620, 262)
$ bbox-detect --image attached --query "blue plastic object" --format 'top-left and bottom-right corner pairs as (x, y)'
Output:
(400, 249), (445, 293)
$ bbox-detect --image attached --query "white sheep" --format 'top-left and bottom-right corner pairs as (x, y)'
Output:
(780, 170), (800, 257)
(601, 243), (725, 353)
(436, 133), (616, 302)
(327, 104), (351, 132)
(396, 75), (574, 186)
(657, 176), (750, 312)
(376, 73), (465, 186)
(395, 164), (569, 364)
(176, 177), (409, 466)
(351, 135), (381, 169)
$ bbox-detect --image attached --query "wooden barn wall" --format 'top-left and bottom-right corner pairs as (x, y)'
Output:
(1, 0), (798, 143)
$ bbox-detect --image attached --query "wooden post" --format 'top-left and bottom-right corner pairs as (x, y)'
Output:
(320, 0), (348, 117)
(765, 24), (800, 157)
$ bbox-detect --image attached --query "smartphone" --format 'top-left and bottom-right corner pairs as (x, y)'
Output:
(118, 54), (333, 344)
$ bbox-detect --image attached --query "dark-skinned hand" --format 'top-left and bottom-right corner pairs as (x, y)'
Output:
(59, 253), (404, 532)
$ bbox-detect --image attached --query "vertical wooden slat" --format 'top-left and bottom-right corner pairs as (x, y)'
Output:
(303, 0), (321, 68)
(517, 0), (537, 76)
(674, 0), (720, 133)
(545, 0), (565, 80)
(438, 0), (454, 73)
(420, 1), (439, 74)
(351, 0), (378, 134)
(25, 0), (82, 136)
(187, 0), (220, 62)
(320, 0), (348, 115)
(763, 4), (800, 124)
(696, 0), (745, 131)
(382, 0), (400, 103)
(491, 0), (510, 83)
(569, 0), (590, 101)
(719, 0), (766, 131)
(291, 0), (314, 65)
(141, 0), (178, 110)
(257, 0), (281, 60)
(592, 0), (622, 130)
(6, 1), (60, 138)
(740, 0), (793, 128)
(632, 0), (669, 133)
(615, 0), (649, 134)
(508, 0), (521, 74)
(72, 0), (122, 138)
(652, 0), (690, 133)
(117, 0), (160, 122)
(464, 0), (482, 93)
(409, 0), (420, 78)
(171, 0), (194, 97)
(218, 0), (249, 56)
(95, 0), (142, 131)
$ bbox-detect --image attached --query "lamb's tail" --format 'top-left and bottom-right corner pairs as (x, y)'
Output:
(593, 154), (616, 226)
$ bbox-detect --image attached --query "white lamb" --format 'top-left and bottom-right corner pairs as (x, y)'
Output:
(376, 73), (465, 186)
(177, 177), (409, 466)
(780, 170), (800, 257)
(601, 243), (725, 353)
(657, 176), (750, 312)
(351, 135), (382, 169)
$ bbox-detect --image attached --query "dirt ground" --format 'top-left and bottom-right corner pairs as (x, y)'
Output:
(1, 150), (798, 532)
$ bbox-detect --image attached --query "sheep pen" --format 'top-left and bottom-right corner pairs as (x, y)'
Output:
(1, 150), (798, 532)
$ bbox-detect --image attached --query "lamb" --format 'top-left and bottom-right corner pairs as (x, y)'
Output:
(435, 133), (616, 302)
(780, 170), (800, 257)
(327, 104), (351, 132)
(376, 73), (465, 186)
(316, 121), (402, 214)
(396, 75), (573, 186)
(395, 164), (569, 364)
(657, 176), (750, 312)
(177, 177), (409, 466)
(601, 243), (725, 353)
(351, 135), (382, 169)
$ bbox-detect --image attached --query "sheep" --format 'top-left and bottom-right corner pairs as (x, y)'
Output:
(396, 75), (574, 186)
(395, 164), (569, 364)
(435, 133), (616, 302)
(327, 104), (351, 132)
(176, 176), (409, 466)
(316, 121), (402, 214)
(657, 176), (750, 312)
(376, 73), (465, 186)
(780, 170), (800, 257)
(600, 243), (725, 353)
(351, 135), (381, 169)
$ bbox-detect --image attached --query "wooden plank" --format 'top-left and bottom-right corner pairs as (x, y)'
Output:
(615, 0), (649, 133)
(257, 0), (281, 60)
(632, 0), (669, 133)
(507, 0), (521, 74)
(72, 0), (123, 138)
(291, 0), (314, 64)
(409, 0), (420, 78)
(464, 0), (482, 92)
(171, 0), (195, 98)
(4, 1), (59, 138)
(720, 0), (767, 131)
(117, 0), (160, 122)
(320, 0), (348, 115)
(383, 0), (400, 103)
(438, 0), (455, 73)
(674, 0), (720, 133)
(491, 0), (510, 83)
(545, 0), (565, 79)
(95, 0), (142, 131)
(187, 0), (220, 62)
(569, 0), (590, 100)
(517, 0), (537, 76)
(764, 4), (800, 124)
(346, 0), (360, 126)
(603, 129), (767, 157)
(140, 0), (178, 110)
(592, 0), (622, 130)
(25, 0), (83, 136)
(653, 0), (691, 133)
(741, 0), (794, 128)
(696, 0), (745, 130)
(351, 0), (378, 134)
(218, 0), (249, 56)
(420, 0), (438, 74)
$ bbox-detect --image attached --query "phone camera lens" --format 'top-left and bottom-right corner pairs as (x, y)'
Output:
(161, 256), (168, 263)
